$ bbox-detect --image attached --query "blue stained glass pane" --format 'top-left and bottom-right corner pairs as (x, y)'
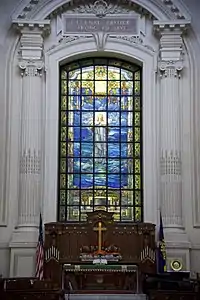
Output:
(108, 112), (119, 126)
(121, 112), (128, 126)
(74, 158), (80, 173)
(108, 174), (120, 188)
(121, 143), (128, 157)
(74, 143), (80, 156)
(121, 159), (128, 173)
(81, 174), (93, 188)
(81, 142), (93, 157)
(73, 175), (81, 187)
(108, 96), (120, 110)
(73, 128), (81, 141)
(95, 159), (107, 173)
(108, 143), (120, 157)
(95, 96), (107, 110)
(73, 111), (81, 125)
(120, 128), (128, 142)
(108, 159), (120, 173)
(94, 174), (106, 186)
(82, 111), (93, 125)
(81, 158), (93, 173)
(108, 127), (120, 142)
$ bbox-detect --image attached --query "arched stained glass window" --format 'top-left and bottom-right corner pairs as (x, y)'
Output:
(58, 58), (143, 222)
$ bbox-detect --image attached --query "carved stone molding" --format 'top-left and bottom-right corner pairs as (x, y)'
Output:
(19, 60), (44, 76)
(160, 150), (181, 176)
(12, 20), (51, 37)
(20, 149), (41, 175)
(13, 0), (189, 21)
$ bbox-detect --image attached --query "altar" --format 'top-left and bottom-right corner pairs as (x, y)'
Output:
(44, 211), (156, 293)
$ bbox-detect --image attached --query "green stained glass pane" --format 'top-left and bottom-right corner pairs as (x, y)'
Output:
(135, 127), (140, 142)
(59, 206), (66, 221)
(60, 190), (66, 205)
(135, 143), (140, 157)
(135, 191), (141, 206)
(60, 142), (66, 157)
(61, 127), (67, 141)
(135, 71), (140, 80)
(135, 159), (140, 174)
(61, 112), (67, 126)
(134, 81), (140, 94)
(61, 80), (67, 94)
(60, 174), (66, 188)
(61, 70), (67, 79)
(135, 206), (141, 222)
(135, 175), (141, 189)
(61, 96), (67, 110)
(135, 112), (140, 126)
(135, 97), (140, 111)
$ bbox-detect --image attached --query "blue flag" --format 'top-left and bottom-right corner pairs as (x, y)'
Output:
(158, 212), (167, 273)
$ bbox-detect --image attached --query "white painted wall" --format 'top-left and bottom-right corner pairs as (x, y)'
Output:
(0, 0), (200, 278)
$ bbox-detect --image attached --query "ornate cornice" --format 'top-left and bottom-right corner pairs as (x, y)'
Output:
(12, 0), (190, 21)
(12, 20), (51, 36)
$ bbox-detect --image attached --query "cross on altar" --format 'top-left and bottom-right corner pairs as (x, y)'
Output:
(93, 221), (107, 252)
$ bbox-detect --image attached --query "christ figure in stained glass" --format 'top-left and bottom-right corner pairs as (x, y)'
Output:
(94, 112), (107, 159)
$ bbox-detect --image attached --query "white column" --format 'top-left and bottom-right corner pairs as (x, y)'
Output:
(154, 21), (189, 230)
(13, 21), (50, 229)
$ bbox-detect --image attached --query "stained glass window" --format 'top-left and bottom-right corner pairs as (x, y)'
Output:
(58, 58), (143, 222)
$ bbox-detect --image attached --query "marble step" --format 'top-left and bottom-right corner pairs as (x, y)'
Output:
(65, 294), (147, 300)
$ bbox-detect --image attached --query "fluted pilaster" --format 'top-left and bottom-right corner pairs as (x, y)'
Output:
(13, 20), (50, 228)
(154, 21), (189, 229)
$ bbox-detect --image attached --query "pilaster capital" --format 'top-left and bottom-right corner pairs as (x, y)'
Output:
(19, 59), (44, 76)
(158, 60), (183, 78)
(12, 20), (50, 61)
(153, 20), (190, 77)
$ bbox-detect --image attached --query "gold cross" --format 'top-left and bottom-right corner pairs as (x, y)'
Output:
(93, 222), (107, 252)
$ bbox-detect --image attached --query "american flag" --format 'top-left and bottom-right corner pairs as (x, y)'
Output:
(35, 213), (44, 280)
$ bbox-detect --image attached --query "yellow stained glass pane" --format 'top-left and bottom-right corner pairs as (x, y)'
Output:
(60, 174), (66, 188)
(60, 190), (66, 205)
(95, 66), (107, 80)
(95, 81), (107, 94)
(135, 97), (140, 111)
(61, 112), (67, 126)
(135, 175), (141, 189)
(60, 142), (66, 156)
(61, 80), (67, 94)
(135, 191), (141, 206)
(68, 81), (80, 93)
(135, 71), (140, 80)
(135, 112), (140, 126)
(135, 159), (140, 174)
(67, 207), (79, 221)
(135, 127), (140, 142)
(135, 206), (141, 221)
(61, 70), (67, 79)
(61, 96), (67, 110)
(61, 127), (67, 141)
(134, 81), (140, 94)
(108, 67), (120, 80)
(135, 143), (140, 157)
(59, 206), (66, 221)
(60, 158), (66, 173)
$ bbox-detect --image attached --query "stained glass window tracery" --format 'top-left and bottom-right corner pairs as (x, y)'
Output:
(59, 58), (143, 222)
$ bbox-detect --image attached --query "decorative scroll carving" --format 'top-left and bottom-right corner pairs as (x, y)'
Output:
(160, 150), (181, 175)
(20, 149), (41, 174)
(159, 60), (183, 78)
(19, 60), (44, 76)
